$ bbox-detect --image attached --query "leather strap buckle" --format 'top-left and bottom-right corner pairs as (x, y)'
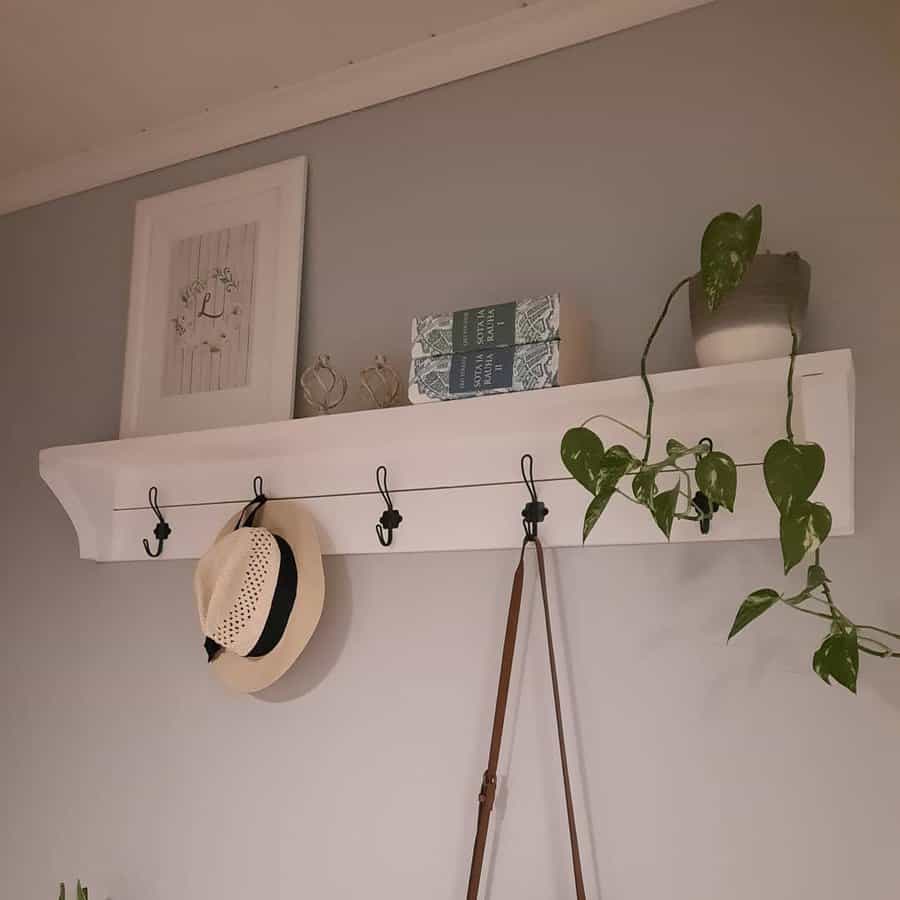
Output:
(478, 771), (497, 809)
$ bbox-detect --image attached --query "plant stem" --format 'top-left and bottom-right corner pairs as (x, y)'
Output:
(858, 635), (894, 654)
(786, 315), (799, 443)
(811, 550), (900, 656)
(672, 462), (695, 495)
(614, 488), (642, 506)
(645, 446), (709, 472)
(821, 578), (838, 616)
(640, 275), (693, 463)
(858, 644), (900, 659)
(856, 623), (900, 641)
(813, 549), (839, 617)
(782, 601), (832, 621)
(580, 413), (648, 440)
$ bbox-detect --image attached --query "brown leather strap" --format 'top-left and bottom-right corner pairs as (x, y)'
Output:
(466, 537), (586, 900)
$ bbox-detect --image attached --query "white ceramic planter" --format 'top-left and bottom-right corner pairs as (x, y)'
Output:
(689, 252), (810, 367)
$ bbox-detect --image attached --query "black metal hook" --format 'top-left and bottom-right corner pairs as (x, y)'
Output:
(692, 437), (718, 535)
(520, 454), (548, 542)
(375, 465), (402, 547)
(234, 475), (268, 531)
(142, 486), (172, 558)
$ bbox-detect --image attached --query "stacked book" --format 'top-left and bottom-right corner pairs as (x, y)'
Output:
(408, 293), (589, 403)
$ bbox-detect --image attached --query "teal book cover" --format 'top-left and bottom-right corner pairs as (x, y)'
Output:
(411, 294), (561, 358)
(408, 341), (561, 403)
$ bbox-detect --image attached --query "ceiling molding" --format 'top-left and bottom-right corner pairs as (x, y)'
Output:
(0, 0), (710, 216)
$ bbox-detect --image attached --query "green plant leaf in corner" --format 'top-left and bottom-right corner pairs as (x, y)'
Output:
(582, 488), (615, 542)
(812, 628), (859, 693)
(780, 500), (832, 573)
(695, 450), (737, 512)
(651, 483), (680, 540)
(763, 439), (825, 514)
(700, 204), (762, 310)
(727, 588), (780, 640)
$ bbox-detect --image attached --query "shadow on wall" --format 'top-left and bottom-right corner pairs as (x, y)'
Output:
(255, 555), (354, 703)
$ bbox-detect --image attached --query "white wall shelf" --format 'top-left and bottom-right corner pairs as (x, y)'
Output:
(39, 350), (854, 562)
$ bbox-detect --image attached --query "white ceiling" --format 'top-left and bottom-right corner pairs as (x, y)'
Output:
(0, 0), (522, 180)
(0, 0), (706, 212)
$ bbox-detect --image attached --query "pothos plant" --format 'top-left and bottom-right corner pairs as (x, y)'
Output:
(561, 204), (900, 693)
(58, 882), (88, 900)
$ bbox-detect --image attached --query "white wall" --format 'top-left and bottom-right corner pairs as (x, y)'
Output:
(1, 1), (899, 898)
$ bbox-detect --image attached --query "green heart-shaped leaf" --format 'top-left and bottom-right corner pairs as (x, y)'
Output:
(727, 588), (780, 640)
(700, 204), (762, 310)
(561, 427), (606, 494)
(764, 439), (826, 514)
(592, 447), (635, 496)
(812, 628), (859, 693)
(631, 468), (657, 506)
(605, 444), (640, 475)
(651, 483), (680, 540)
(695, 450), (737, 512)
(583, 488), (615, 542)
(665, 438), (689, 459)
(780, 500), (832, 573)
(561, 428), (635, 497)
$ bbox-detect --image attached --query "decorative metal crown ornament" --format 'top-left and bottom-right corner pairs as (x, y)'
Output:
(300, 354), (348, 414)
(360, 354), (401, 409)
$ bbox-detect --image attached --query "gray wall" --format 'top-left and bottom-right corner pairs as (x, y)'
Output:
(2, 1), (899, 898)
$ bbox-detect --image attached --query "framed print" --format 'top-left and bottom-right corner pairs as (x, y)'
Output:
(120, 157), (307, 437)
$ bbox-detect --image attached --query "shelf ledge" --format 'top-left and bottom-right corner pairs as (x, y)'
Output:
(39, 350), (854, 561)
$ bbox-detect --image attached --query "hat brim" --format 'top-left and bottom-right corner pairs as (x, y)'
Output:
(207, 501), (325, 694)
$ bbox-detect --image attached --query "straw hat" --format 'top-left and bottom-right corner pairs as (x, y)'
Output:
(195, 498), (325, 693)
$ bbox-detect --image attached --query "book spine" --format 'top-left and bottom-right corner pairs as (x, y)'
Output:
(408, 341), (561, 403)
(410, 293), (560, 359)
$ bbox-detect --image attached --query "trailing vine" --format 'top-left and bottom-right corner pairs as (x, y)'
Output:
(561, 204), (899, 692)
(728, 317), (900, 691)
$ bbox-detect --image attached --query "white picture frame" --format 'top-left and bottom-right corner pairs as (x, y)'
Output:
(120, 157), (307, 437)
